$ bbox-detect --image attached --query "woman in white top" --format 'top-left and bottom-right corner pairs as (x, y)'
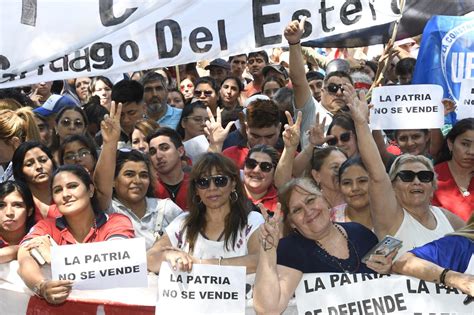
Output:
(147, 152), (264, 274)
(347, 86), (464, 256)
(94, 102), (182, 250)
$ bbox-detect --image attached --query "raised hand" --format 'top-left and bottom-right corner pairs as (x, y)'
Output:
(257, 203), (284, 251)
(307, 112), (333, 146)
(100, 101), (122, 144)
(282, 111), (302, 148)
(345, 87), (370, 125)
(205, 107), (234, 151)
(284, 16), (306, 44)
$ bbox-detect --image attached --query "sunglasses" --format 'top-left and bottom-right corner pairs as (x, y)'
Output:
(194, 90), (213, 97)
(60, 118), (84, 128)
(195, 175), (230, 189)
(244, 158), (274, 173)
(327, 131), (351, 146)
(395, 170), (434, 183)
(326, 83), (344, 94)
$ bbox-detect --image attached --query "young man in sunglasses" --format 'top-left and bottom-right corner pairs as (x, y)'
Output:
(148, 127), (189, 211)
(141, 72), (182, 130)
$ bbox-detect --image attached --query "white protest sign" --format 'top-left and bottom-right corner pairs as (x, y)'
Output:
(0, 0), (400, 87)
(371, 85), (445, 130)
(183, 135), (209, 163)
(51, 237), (147, 290)
(157, 263), (245, 315)
(295, 273), (470, 315)
(457, 79), (474, 119)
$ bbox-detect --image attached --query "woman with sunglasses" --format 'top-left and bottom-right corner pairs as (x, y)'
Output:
(0, 181), (35, 263)
(432, 118), (473, 221)
(253, 178), (392, 314)
(348, 89), (464, 257)
(12, 142), (61, 223)
(58, 134), (98, 177)
(17, 164), (134, 305)
(193, 77), (220, 116)
(243, 145), (279, 212)
(147, 152), (264, 273)
(94, 102), (182, 250)
(326, 112), (358, 158)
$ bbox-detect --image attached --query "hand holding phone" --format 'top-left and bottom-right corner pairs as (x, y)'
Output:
(362, 236), (402, 263)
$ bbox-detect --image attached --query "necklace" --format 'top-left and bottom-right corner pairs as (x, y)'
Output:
(164, 182), (182, 200)
(315, 224), (360, 273)
(448, 161), (471, 197)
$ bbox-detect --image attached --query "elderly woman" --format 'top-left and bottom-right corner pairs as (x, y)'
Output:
(243, 144), (279, 212)
(348, 87), (464, 256)
(253, 178), (392, 314)
(17, 165), (134, 304)
(393, 214), (474, 296)
(147, 152), (264, 273)
(433, 118), (473, 221)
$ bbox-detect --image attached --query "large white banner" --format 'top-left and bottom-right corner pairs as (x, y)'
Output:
(51, 237), (148, 290)
(0, 0), (400, 87)
(295, 273), (471, 315)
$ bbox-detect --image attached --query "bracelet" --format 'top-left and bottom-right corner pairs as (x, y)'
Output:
(218, 256), (223, 266)
(439, 268), (450, 285)
(32, 279), (47, 298)
(288, 41), (300, 46)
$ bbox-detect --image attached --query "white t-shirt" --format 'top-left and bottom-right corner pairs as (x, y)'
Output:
(166, 211), (264, 259)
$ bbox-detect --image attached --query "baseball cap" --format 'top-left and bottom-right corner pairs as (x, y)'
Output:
(33, 94), (79, 117)
(205, 58), (231, 71)
(262, 64), (289, 79)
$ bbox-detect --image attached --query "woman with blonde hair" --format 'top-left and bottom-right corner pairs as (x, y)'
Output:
(0, 107), (41, 182)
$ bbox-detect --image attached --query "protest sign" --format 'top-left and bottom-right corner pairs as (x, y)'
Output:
(51, 237), (147, 290)
(457, 79), (474, 119)
(0, 0), (399, 88)
(157, 263), (246, 315)
(370, 85), (444, 130)
(295, 273), (470, 315)
(412, 15), (474, 124)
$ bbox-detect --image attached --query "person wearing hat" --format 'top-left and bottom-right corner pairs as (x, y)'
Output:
(205, 58), (230, 86)
(262, 64), (289, 85)
(33, 94), (80, 132)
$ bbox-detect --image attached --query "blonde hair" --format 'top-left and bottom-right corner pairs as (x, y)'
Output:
(388, 154), (437, 190)
(0, 98), (22, 111)
(0, 107), (41, 143)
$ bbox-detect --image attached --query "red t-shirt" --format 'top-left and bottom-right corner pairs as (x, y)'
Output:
(155, 172), (190, 211)
(244, 81), (262, 98)
(22, 213), (134, 245)
(247, 185), (279, 213)
(432, 161), (473, 221)
(34, 203), (61, 224)
(223, 146), (249, 170)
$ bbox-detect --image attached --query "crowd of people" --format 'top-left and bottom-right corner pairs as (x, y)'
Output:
(0, 18), (472, 312)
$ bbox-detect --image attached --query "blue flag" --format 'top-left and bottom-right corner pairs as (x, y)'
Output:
(412, 15), (474, 125)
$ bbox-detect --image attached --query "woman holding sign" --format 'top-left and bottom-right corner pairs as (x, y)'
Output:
(347, 86), (464, 257)
(147, 152), (264, 274)
(17, 164), (134, 304)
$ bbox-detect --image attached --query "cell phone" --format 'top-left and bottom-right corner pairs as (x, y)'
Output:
(30, 248), (46, 266)
(362, 235), (402, 263)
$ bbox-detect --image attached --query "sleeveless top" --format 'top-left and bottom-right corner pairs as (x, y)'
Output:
(394, 206), (453, 258)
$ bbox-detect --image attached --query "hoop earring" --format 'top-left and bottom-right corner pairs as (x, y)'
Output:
(230, 190), (238, 203)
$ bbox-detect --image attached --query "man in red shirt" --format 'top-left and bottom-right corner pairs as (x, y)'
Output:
(148, 127), (189, 211)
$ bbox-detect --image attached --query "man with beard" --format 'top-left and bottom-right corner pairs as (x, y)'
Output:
(245, 51), (269, 97)
(148, 127), (189, 211)
(141, 72), (182, 130)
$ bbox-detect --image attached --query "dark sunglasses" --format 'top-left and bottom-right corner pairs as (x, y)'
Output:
(396, 170), (434, 183)
(194, 90), (213, 97)
(244, 158), (274, 173)
(195, 175), (230, 189)
(326, 83), (344, 94)
(60, 118), (84, 128)
(327, 131), (351, 146)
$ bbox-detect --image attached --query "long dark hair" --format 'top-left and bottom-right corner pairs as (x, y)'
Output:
(0, 180), (36, 231)
(176, 101), (207, 139)
(185, 153), (249, 253)
(436, 118), (474, 165)
(51, 164), (101, 213)
(12, 141), (57, 184)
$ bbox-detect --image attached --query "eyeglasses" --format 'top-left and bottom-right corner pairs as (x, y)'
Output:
(185, 116), (208, 124)
(60, 118), (84, 128)
(327, 131), (352, 146)
(194, 90), (213, 97)
(195, 175), (230, 189)
(395, 170), (434, 183)
(244, 158), (274, 173)
(326, 83), (344, 94)
(63, 148), (92, 162)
